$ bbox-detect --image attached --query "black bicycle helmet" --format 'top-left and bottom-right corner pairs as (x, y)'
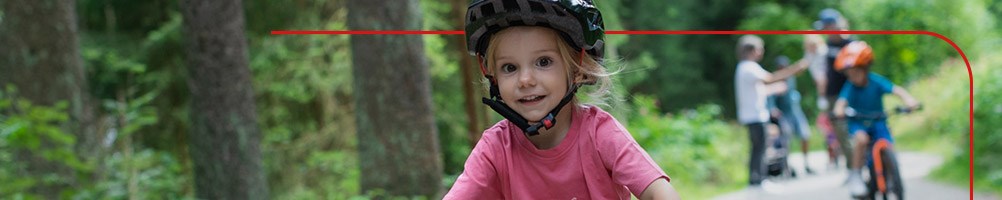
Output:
(465, 0), (606, 61)
(464, 0), (606, 136)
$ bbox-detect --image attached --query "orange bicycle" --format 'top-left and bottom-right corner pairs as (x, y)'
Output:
(846, 105), (919, 200)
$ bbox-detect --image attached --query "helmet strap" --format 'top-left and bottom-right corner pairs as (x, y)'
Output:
(482, 83), (580, 136)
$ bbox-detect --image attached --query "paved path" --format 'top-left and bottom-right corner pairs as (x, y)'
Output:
(712, 151), (998, 200)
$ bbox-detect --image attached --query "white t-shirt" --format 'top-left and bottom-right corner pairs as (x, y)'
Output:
(734, 60), (771, 124)
(806, 52), (827, 83)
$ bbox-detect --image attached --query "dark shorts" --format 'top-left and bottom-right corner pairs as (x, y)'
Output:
(847, 120), (893, 144)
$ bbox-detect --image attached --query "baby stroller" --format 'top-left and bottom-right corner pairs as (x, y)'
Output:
(765, 108), (797, 179)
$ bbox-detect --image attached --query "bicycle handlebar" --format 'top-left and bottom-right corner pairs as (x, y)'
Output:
(845, 104), (923, 120)
(892, 104), (923, 114)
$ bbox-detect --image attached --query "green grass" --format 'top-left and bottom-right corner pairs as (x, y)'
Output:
(622, 98), (749, 199)
(889, 51), (1002, 197)
(886, 57), (970, 155)
(934, 52), (1002, 196)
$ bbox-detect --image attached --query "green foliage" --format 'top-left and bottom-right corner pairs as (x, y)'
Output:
(841, 0), (997, 84)
(0, 86), (92, 198)
(245, 0), (365, 198)
(963, 61), (1002, 195)
(968, 56), (1002, 194)
(78, 5), (192, 198)
(78, 0), (176, 33)
(925, 52), (1002, 196)
(4, 0), (993, 198)
(75, 149), (193, 200)
(82, 7), (190, 153)
(625, 95), (747, 199)
(886, 59), (969, 154)
(420, 0), (473, 177)
(615, 0), (742, 114)
(737, 3), (813, 59)
(242, 0), (466, 198)
(272, 151), (361, 199)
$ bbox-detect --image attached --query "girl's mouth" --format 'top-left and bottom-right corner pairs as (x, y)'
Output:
(518, 95), (546, 105)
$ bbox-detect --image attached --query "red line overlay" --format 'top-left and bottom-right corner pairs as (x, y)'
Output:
(272, 30), (939, 35)
(272, 29), (976, 199)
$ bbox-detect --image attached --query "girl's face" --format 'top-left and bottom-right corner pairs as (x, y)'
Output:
(491, 27), (571, 122)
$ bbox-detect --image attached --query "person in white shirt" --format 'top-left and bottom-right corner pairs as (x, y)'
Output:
(733, 34), (812, 188)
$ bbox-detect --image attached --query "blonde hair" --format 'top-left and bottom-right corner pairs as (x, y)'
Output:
(736, 34), (764, 60)
(483, 27), (615, 106)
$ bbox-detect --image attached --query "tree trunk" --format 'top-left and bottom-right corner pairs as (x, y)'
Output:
(347, 0), (443, 197)
(0, 0), (95, 197)
(179, 0), (268, 199)
(451, 0), (490, 147)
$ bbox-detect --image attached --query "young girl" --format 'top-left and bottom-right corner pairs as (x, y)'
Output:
(444, 0), (680, 199)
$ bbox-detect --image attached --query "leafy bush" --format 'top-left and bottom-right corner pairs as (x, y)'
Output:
(625, 95), (747, 199)
(75, 149), (193, 200)
(969, 56), (1002, 194)
(0, 86), (92, 198)
(929, 53), (1002, 195)
(247, 4), (363, 198)
(841, 0), (996, 84)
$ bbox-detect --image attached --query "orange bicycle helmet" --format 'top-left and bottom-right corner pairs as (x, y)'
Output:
(834, 41), (874, 71)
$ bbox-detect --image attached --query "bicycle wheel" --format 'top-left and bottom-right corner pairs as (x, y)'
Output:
(880, 149), (905, 200)
(865, 165), (878, 200)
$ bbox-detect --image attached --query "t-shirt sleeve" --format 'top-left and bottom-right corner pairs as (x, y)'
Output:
(443, 131), (502, 199)
(749, 63), (771, 82)
(871, 73), (896, 94)
(597, 117), (670, 197)
(838, 81), (853, 101)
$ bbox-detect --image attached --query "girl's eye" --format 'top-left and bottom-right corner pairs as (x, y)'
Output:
(500, 64), (517, 73)
(536, 57), (552, 67)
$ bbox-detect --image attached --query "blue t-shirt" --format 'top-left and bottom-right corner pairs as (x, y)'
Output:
(774, 77), (801, 113)
(838, 72), (895, 118)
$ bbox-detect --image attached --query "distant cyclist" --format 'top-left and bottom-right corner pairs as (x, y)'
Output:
(831, 41), (920, 197)
(814, 8), (857, 171)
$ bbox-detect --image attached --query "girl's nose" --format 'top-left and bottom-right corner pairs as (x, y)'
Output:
(516, 67), (536, 88)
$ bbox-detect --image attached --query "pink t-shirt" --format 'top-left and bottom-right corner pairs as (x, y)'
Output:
(444, 105), (669, 199)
